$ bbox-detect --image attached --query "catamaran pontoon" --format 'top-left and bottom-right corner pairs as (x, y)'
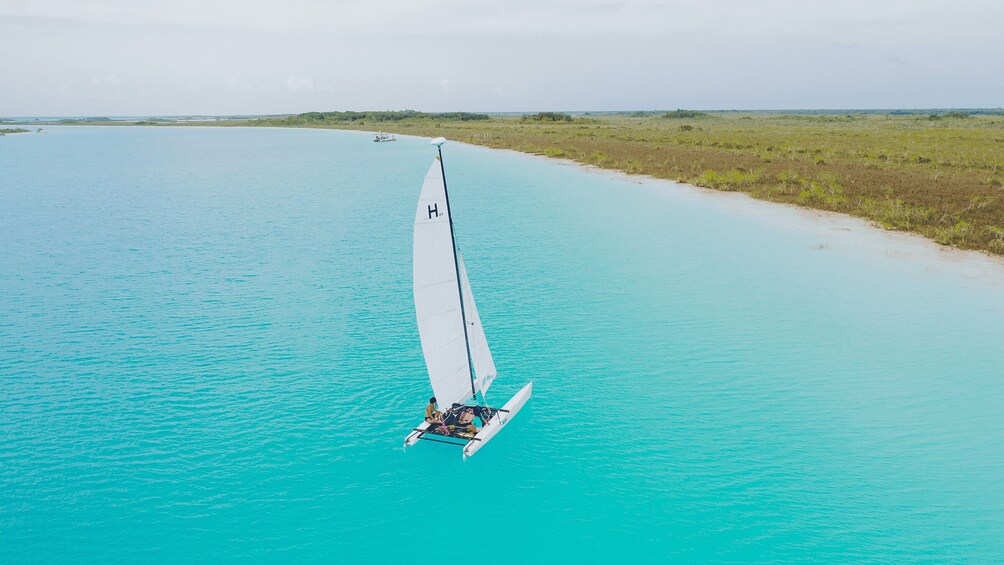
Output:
(404, 138), (532, 459)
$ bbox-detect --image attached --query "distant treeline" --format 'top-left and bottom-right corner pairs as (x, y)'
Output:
(268, 111), (490, 124)
(57, 117), (113, 123)
(521, 112), (573, 122)
(662, 110), (708, 119)
(927, 111), (976, 120)
(721, 108), (1004, 116)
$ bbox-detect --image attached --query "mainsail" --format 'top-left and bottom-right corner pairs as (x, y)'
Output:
(413, 158), (474, 409)
(458, 251), (497, 396)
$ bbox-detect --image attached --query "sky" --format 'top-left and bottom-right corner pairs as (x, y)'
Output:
(1, 0), (1002, 116)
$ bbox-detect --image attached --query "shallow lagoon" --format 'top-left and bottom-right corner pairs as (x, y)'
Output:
(2, 126), (1002, 561)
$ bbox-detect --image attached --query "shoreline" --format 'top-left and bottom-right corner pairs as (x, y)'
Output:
(323, 114), (1004, 258)
(30, 117), (1004, 257)
(471, 140), (1004, 283)
(315, 126), (1004, 282)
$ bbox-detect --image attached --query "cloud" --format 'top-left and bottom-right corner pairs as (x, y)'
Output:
(7, 0), (1000, 38)
(286, 76), (314, 92)
(3, 0), (1004, 114)
(91, 74), (122, 87)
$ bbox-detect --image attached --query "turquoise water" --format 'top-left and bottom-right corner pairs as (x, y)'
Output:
(2, 127), (1002, 562)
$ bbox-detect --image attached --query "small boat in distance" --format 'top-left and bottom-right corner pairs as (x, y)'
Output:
(404, 137), (532, 459)
(373, 132), (396, 142)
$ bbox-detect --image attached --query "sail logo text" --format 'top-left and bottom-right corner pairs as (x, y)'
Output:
(427, 203), (441, 219)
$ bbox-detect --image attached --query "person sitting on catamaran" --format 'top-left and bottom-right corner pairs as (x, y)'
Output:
(425, 397), (446, 432)
(454, 407), (479, 436)
(421, 399), (449, 435)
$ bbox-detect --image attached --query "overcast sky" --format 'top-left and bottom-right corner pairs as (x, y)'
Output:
(1, 0), (1002, 116)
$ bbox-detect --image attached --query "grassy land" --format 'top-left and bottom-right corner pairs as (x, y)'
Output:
(261, 111), (1002, 255)
(42, 110), (1004, 255)
(1, 128), (30, 134)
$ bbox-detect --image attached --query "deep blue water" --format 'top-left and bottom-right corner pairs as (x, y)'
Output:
(1, 126), (1002, 562)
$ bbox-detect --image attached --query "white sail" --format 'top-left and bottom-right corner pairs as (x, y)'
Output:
(458, 251), (497, 397)
(413, 158), (474, 409)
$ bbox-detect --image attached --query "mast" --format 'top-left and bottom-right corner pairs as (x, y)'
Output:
(434, 140), (478, 402)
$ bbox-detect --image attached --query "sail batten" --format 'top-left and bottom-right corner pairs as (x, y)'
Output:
(413, 159), (474, 409)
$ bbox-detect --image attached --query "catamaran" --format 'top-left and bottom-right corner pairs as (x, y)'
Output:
(404, 138), (532, 459)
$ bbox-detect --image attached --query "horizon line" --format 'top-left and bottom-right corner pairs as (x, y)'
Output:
(5, 107), (1004, 121)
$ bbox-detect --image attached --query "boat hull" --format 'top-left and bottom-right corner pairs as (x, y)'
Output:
(463, 382), (532, 459)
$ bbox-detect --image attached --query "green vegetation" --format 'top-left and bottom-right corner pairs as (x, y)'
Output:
(929, 111), (972, 120)
(857, 195), (934, 230)
(57, 117), (113, 123)
(1, 128), (30, 134)
(694, 168), (763, 191)
(521, 112), (573, 122)
(254, 110), (489, 126)
(663, 110), (708, 119)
